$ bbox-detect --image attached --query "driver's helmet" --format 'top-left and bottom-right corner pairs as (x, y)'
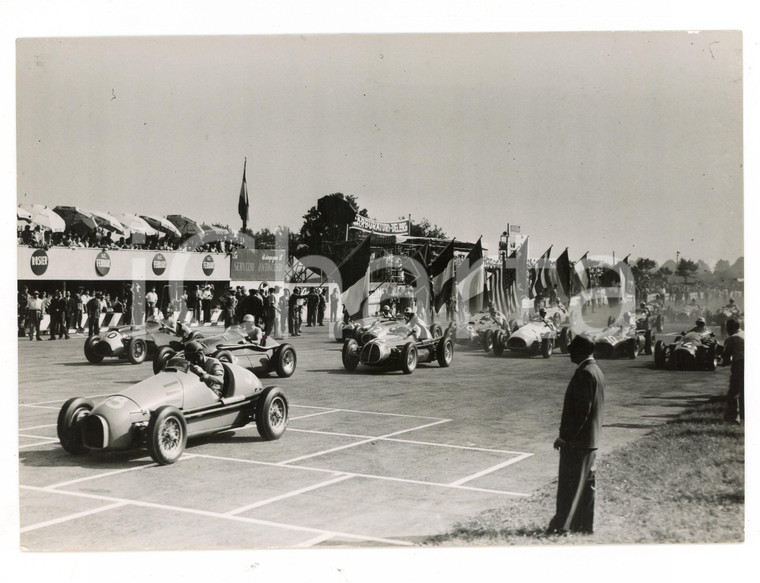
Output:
(184, 340), (204, 362)
(729, 298), (735, 305)
(538, 308), (547, 318)
(381, 305), (391, 316)
(242, 314), (255, 323)
(403, 307), (413, 320)
(639, 302), (647, 309)
(695, 317), (706, 327)
(623, 311), (632, 323)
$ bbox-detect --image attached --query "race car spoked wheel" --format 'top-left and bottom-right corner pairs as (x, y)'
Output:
(430, 324), (443, 338)
(127, 338), (147, 365)
(273, 344), (297, 378)
(256, 387), (289, 441)
(147, 406), (187, 465)
(153, 347), (176, 374)
(57, 397), (94, 455)
(705, 345), (718, 371)
(437, 337), (454, 367)
(654, 340), (667, 368)
(482, 330), (494, 352)
(401, 342), (418, 374)
(84, 336), (104, 364)
(342, 339), (360, 371)
(492, 331), (505, 356)
(629, 339), (639, 359)
(541, 338), (554, 359)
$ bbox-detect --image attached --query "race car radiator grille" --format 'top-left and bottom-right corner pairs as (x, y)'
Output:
(506, 337), (526, 349)
(361, 343), (382, 364)
(82, 415), (109, 449)
(94, 341), (114, 356)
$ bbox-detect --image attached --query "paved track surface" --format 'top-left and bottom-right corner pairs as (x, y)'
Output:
(17, 316), (727, 550)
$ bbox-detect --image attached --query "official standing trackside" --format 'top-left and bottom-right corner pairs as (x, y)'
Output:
(330, 288), (339, 322)
(317, 288), (326, 326)
(279, 289), (290, 336)
(221, 289), (236, 328)
(145, 287), (158, 320)
(547, 333), (605, 535)
(86, 293), (103, 338)
(27, 291), (43, 341)
(306, 288), (318, 327)
(289, 287), (307, 336)
(722, 318), (744, 424)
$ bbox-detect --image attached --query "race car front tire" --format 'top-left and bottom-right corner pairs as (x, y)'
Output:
(492, 331), (505, 356)
(147, 406), (187, 465)
(430, 324), (443, 338)
(342, 339), (360, 371)
(482, 330), (494, 352)
(559, 327), (572, 354)
(654, 340), (667, 368)
(273, 344), (297, 378)
(127, 338), (147, 365)
(57, 397), (94, 455)
(153, 347), (176, 374)
(437, 337), (453, 367)
(84, 336), (104, 364)
(256, 387), (289, 441)
(401, 342), (418, 374)
(541, 338), (553, 359)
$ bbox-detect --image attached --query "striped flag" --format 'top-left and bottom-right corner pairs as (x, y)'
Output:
(430, 239), (456, 313)
(457, 237), (486, 318)
(238, 158), (249, 231)
(338, 236), (372, 320)
(530, 245), (553, 299)
(490, 248), (519, 316)
(571, 252), (590, 295)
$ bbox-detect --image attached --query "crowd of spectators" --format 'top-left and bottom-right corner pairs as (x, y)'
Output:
(18, 223), (247, 254)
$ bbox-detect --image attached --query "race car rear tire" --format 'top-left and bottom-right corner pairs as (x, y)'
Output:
(273, 344), (297, 378)
(153, 347), (176, 374)
(541, 338), (553, 359)
(57, 397), (94, 455)
(559, 327), (572, 354)
(212, 350), (233, 364)
(256, 387), (289, 441)
(437, 337), (453, 367)
(401, 342), (418, 374)
(126, 338), (147, 365)
(84, 336), (104, 364)
(644, 331), (654, 355)
(654, 340), (666, 368)
(482, 330), (494, 352)
(430, 324), (443, 339)
(147, 406), (187, 465)
(492, 331), (505, 356)
(342, 339), (360, 371)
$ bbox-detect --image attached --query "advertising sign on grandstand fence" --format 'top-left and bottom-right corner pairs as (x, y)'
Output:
(230, 249), (286, 281)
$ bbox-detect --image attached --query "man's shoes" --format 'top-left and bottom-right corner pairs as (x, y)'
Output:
(36, 337), (43, 341)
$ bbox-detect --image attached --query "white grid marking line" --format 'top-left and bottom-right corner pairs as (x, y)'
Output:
(226, 474), (354, 515)
(286, 428), (374, 439)
(290, 404), (448, 421)
(293, 533), (335, 548)
(19, 439), (59, 449)
(20, 502), (128, 533)
(289, 410), (342, 421)
(448, 453), (535, 487)
(19, 433), (56, 440)
(19, 423), (57, 431)
(45, 463), (156, 490)
(276, 419), (451, 465)
(184, 453), (528, 496)
(19, 485), (412, 546)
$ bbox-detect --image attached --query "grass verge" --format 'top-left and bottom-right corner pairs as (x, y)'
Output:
(426, 397), (744, 545)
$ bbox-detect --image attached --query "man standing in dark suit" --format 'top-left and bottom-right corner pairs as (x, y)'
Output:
(548, 333), (605, 535)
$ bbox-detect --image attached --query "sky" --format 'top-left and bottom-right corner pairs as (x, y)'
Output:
(15, 31), (743, 267)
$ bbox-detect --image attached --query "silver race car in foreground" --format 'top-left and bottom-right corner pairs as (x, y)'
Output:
(341, 319), (453, 374)
(57, 357), (288, 465)
(590, 318), (653, 359)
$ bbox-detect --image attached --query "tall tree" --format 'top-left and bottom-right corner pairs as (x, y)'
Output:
(676, 258), (699, 283)
(298, 193), (368, 254)
(409, 218), (448, 239)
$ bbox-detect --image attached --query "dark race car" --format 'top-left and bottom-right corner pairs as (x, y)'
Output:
(454, 310), (508, 352)
(705, 304), (743, 338)
(341, 319), (454, 374)
(57, 357), (288, 465)
(83, 319), (190, 365)
(675, 302), (703, 322)
(653, 328), (723, 370)
(152, 324), (296, 379)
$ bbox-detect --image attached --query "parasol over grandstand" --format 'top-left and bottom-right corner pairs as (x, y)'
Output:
(140, 215), (182, 238)
(53, 206), (99, 236)
(166, 215), (206, 237)
(113, 213), (158, 237)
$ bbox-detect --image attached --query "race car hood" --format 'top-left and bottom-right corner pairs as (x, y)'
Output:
(511, 321), (554, 342)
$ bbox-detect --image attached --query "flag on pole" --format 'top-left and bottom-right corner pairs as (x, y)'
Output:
(555, 248), (572, 302)
(430, 239), (456, 313)
(571, 252), (590, 295)
(337, 236), (372, 320)
(457, 237), (486, 318)
(238, 158), (249, 231)
(530, 245), (553, 299)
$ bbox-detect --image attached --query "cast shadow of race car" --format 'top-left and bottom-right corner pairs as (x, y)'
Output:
(57, 356), (288, 465)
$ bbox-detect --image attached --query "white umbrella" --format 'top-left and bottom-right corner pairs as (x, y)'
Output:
(19, 204), (66, 232)
(114, 213), (158, 237)
(140, 215), (182, 238)
(17, 206), (33, 222)
(88, 209), (128, 235)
